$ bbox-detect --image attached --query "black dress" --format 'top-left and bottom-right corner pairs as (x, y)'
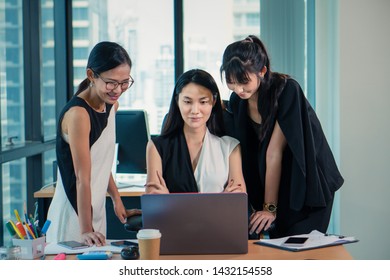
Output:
(152, 131), (198, 193)
(225, 78), (344, 238)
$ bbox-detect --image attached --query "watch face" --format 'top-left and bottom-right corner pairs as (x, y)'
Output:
(268, 204), (277, 212)
(264, 203), (277, 213)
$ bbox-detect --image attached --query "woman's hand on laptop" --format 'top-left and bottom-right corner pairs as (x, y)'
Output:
(145, 170), (170, 194)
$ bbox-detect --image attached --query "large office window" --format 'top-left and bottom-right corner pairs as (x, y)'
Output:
(72, 0), (174, 135)
(0, 0), (27, 246)
(183, 0), (260, 101)
(0, 0), (57, 246)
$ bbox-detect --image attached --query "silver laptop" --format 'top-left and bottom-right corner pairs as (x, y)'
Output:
(141, 192), (248, 255)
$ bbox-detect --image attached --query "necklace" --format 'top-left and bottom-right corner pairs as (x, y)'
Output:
(98, 103), (106, 113)
(88, 101), (106, 112)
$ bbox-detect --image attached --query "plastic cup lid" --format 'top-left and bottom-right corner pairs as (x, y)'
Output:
(137, 229), (161, 239)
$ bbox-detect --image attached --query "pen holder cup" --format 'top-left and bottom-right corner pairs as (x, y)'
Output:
(12, 236), (46, 259)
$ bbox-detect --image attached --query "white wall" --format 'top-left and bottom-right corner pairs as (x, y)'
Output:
(338, 0), (390, 259)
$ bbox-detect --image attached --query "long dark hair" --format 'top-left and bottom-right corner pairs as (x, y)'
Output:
(76, 41), (132, 95)
(220, 35), (288, 141)
(162, 69), (225, 137)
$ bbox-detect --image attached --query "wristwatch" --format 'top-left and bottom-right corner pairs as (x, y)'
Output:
(263, 203), (277, 213)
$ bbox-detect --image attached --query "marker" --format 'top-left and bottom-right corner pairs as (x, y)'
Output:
(5, 221), (18, 238)
(9, 220), (24, 239)
(41, 220), (51, 235)
(54, 253), (66, 260)
(16, 222), (27, 238)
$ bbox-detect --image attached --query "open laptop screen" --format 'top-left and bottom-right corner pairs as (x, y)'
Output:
(141, 192), (248, 255)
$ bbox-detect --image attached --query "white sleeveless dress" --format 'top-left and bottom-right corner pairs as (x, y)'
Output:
(194, 130), (239, 192)
(46, 106), (115, 243)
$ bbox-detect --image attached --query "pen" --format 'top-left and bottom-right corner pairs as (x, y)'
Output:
(14, 209), (22, 224)
(25, 222), (36, 239)
(33, 201), (38, 222)
(34, 220), (42, 237)
(26, 230), (33, 239)
(324, 233), (345, 239)
(29, 214), (39, 238)
(23, 202), (30, 224)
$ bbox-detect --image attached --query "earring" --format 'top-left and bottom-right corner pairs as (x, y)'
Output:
(89, 82), (94, 88)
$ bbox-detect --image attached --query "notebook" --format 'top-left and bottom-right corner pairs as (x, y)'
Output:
(140, 192), (248, 255)
(255, 230), (359, 252)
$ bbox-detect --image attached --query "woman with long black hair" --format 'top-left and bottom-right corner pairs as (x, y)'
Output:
(220, 35), (344, 238)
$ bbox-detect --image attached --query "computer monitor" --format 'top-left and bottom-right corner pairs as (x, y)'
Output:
(115, 110), (150, 174)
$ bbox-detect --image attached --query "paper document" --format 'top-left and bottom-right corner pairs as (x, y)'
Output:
(115, 173), (146, 189)
(255, 230), (358, 252)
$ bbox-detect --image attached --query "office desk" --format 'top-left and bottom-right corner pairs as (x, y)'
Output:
(34, 188), (353, 258)
(44, 241), (353, 260)
(34, 185), (145, 239)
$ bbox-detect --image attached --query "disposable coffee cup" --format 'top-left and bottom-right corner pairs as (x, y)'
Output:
(136, 229), (161, 260)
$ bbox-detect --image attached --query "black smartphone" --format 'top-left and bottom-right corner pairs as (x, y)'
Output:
(58, 241), (89, 250)
(283, 237), (308, 246)
(110, 240), (138, 248)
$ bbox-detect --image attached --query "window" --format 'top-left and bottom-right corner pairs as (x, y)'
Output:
(72, 0), (174, 134)
(0, 0), (57, 246)
(246, 13), (259, 26)
(184, 0), (260, 101)
(73, 47), (89, 60)
(73, 7), (88, 21)
(73, 27), (89, 40)
(0, 1), (26, 245)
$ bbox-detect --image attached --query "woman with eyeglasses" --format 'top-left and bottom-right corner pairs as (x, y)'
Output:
(46, 41), (140, 246)
(220, 35), (344, 238)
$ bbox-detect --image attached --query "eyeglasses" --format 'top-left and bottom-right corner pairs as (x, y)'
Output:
(93, 71), (134, 91)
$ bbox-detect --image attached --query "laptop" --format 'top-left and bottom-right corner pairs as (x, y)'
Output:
(140, 192), (248, 255)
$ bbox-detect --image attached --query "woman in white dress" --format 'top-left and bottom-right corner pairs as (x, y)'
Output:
(46, 42), (140, 246)
(145, 69), (246, 194)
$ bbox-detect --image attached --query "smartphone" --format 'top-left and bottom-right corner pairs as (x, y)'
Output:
(110, 240), (138, 248)
(58, 241), (89, 250)
(283, 237), (309, 247)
